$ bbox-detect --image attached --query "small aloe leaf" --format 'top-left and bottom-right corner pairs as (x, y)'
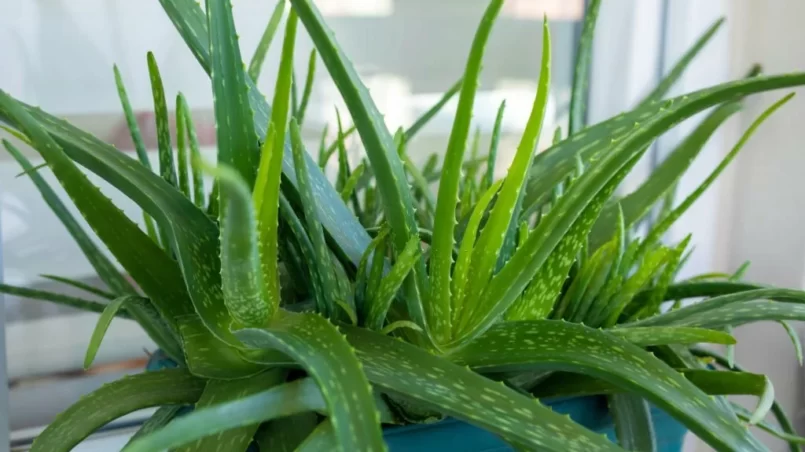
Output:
(609, 326), (735, 346)
(202, 160), (270, 327)
(609, 393), (656, 452)
(671, 300), (805, 329)
(748, 376), (775, 425)
(340, 162), (366, 202)
(84, 295), (144, 369)
(452, 180), (504, 327)
(174, 370), (286, 451)
(780, 321), (803, 365)
(452, 320), (765, 451)
(291, 120), (337, 317)
(175, 94), (190, 198)
(345, 326), (622, 450)
(633, 281), (764, 305)
(177, 315), (282, 379)
(484, 100), (506, 188)
(404, 78), (462, 142)
(278, 194), (327, 312)
(178, 94), (206, 207)
(124, 406), (186, 448)
(625, 288), (805, 328)
(366, 235), (422, 330)
(630, 236), (691, 320)
(380, 320), (423, 336)
(459, 18), (551, 334)
(255, 413), (319, 452)
(146, 52), (178, 189)
(124, 378), (323, 452)
(638, 18), (726, 106)
(317, 124), (330, 167)
(236, 312), (385, 452)
(113, 65), (151, 170)
(296, 420), (336, 452)
(40, 274), (115, 300)
(209, 0), (260, 188)
(638, 93), (794, 258)
(731, 404), (805, 447)
(0, 283), (129, 318)
(30, 369), (204, 452)
(590, 101), (741, 249)
(367, 236), (387, 310)
(568, 0), (601, 135)
(296, 49), (317, 124)
(248, 0), (286, 81)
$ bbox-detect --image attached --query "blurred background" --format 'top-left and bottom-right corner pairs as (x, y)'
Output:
(1, 0), (803, 450)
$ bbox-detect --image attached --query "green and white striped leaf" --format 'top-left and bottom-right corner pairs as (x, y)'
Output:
(236, 312), (385, 452)
(452, 320), (764, 451)
(31, 369), (205, 452)
(178, 94), (205, 207)
(146, 52), (178, 189)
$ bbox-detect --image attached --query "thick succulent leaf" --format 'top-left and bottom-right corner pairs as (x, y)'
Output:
(236, 312), (385, 451)
(404, 78), (462, 142)
(554, 241), (613, 320)
(609, 326), (735, 346)
(0, 96), (192, 356)
(638, 18), (726, 106)
(3, 141), (133, 295)
(296, 49), (317, 124)
(175, 94), (190, 198)
(428, 0), (504, 343)
(177, 315), (283, 379)
(343, 326), (622, 451)
(125, 405), (186, 448)
(210, 162), (271, 327)
(452, 320), (764, 451)
(31, 369), (204, 452)
(208, 0), (259, 188)
(40, 274), (115, 299)
(247, 0), (286, 81)
(125, 378), (324, 452)
(460, 20), (551, 333)
(609, 394), (656, 452)
(366, 236), (421, 330)
(639, 93), (794, 257)
(146, 52), (178, 189)
(780, 320), (803, 365)
(484, 100), (506, 188)
(175, 370), (285, 452)
(634, 281), (763, 305)
(84, 295), (144, 369)
(590, 101), (741, 249)
(625, 288), (805, 328)
(255, 413), (319, 452)
(568, 0), (601, 135)
(177, 94), (205, 207)
(674, 300), (805, 329)
(521, 72), (805, 217)
(296, 420), (337, 451)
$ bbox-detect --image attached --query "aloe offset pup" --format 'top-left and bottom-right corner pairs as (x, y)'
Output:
(3, 0), (805, 450)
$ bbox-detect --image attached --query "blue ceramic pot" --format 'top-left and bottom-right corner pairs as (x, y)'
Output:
(147, 351), (686, 451)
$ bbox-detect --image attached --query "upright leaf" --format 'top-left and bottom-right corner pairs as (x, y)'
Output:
(404, 78), (463, 142)
(609, 394), (656, 452)
(429, 0), (505, 343)
(147, 52), (178, 188)
(113, 65), (151, 170)
(178, 94), (206, 207)
(296, 49), (317, 125)
(175, 94), (191, 198)
(248, 0), (286, 81)
(484, 100), (505, 188)
(84, 295), (144, 369)
(568, 0), (601, 135)
(366, 236), (422, 330)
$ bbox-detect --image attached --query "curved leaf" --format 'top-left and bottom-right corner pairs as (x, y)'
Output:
(404, 78), (462, 142)
(84, 295), (144, 369)
(568, 0), (601, 135)
(125, 378), (324, 452)
(40, 274), (115, 300)
(452, 320), (764, 451)
(296, 49), (317, 125)
(236, 312), (385, 451)
(248, 0), (286, 81)
(31, 369), (204, 452)
(609, 326), (735, 346)
(344, 326), (622, 451)
(0, 283), (129, 318)
(366, 236), (421, 330)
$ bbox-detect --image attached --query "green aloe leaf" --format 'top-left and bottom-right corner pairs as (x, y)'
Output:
(452, 320), (764, 451)
(609, 393), (656, 452)
(125, 405), (186, 448)
(731, 404), (805, 446)
(484, 100), (505, 188)
(672, 300), (805, 329)
(147, 52), (178, 189)
(638, 93), (794, 258)
(209, 0), (259, 188)
(429, 0), (504, 343)
(178, 94), (206, 207)
(609, 326), (735, 346)
(175, 94), (190, 198)
(780, 320), (803, 365)
(175, 370), (286, 452)
(112, 65), (151, 170)
(248, 0), (286, 81)
(296, 49), (317, 125)
(296, 420), (336, 452)
(568, 0), (601, 135)
(554, 241), (614, 321)
(366, 236), (422, 330)
(0, 97), (190, 356)
(0, 283), (129, 318)
(458, 18), (551, 335)
(344, 326), (622, 451)
(236, 312), (385, 452)
(638, 18), (726, 106)
(84, 295), (144, 369)
(589, 101), (741, 249)
(625, 288), (805, 328)
(340, 162), (366, 202)
(255, 413), (319, 452)
(39, 274), (115, 299)
(31, 369), (204, 452)
(404, 78), (462, 142)
(629, 236), (691, 321)
(634, 281), (763, 305)
(201, 160), (270, 327)
(125, 378), (324, 452)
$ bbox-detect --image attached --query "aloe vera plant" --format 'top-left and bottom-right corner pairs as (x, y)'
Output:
(4, 0), (805, 450)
